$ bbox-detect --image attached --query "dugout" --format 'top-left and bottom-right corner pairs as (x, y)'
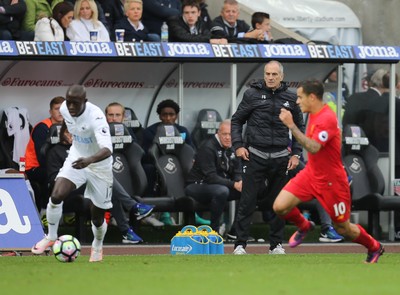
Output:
(0, 41), (398, 239)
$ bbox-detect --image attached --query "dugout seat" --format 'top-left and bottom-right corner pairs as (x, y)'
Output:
(342, 125), (400, 239)
(191, 108), (222, 149)
(109, 122), (147, 198)
(123, 107), (144, 145)
(147, 124), (197, 223)
(109, 122), (196, 224)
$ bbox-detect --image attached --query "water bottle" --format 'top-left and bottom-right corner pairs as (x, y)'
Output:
(161, 22), (169, 42)
(19, 156), (26, 172)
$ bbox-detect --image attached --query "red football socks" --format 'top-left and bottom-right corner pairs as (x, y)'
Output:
(353, 224), (380, 252)
(282, 207), (311, 232)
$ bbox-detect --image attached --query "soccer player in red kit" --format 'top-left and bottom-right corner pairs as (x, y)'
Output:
(273, 79), (384, 263)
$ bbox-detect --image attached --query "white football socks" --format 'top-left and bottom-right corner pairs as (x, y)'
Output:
(46, 199), (63, 241)
(92, 220), (107, 250)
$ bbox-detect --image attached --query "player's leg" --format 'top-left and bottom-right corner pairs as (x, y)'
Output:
(273, 189), (314, 247)
(86, 171), (113, 262)
(334, 220), (384, 263)
(31, 176), (77, 254)
(321, 181), (384, 263)
(90, 204), (107, 262)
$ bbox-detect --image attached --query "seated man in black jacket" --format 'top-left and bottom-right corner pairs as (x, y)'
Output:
(210, 0), (264, 43)
(185, 119), (241, 232)
(168, 0), (227, 44)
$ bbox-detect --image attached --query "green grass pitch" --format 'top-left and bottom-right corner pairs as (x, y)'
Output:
(1, 253), (399, 295)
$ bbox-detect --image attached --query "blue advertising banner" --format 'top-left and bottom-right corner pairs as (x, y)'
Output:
(0, 40), (18, 56)
(114, 42), (163, 57)
(258, 44), (309, 59)
(64, 41), (117, 57)
(0, 176), (44, 250)
(1, 41), (399, 62)
(353, 45), (400, 61)
(162, 42), (214, 58)
(15, 41), (66, 56)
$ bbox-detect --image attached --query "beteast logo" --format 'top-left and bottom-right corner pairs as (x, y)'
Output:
(0, 189), (31, 234)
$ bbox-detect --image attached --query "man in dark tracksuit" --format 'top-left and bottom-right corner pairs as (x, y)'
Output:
(231, 60), (305, 254)
(185, 120), (242, 232)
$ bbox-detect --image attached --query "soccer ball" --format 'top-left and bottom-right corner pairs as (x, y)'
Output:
(52, 235), (81, 262)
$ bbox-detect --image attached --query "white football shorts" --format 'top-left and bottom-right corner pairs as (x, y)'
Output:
(57, 157), (113, 210)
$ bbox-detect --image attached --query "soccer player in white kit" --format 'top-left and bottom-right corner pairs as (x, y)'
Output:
(32, 84), (113, 262)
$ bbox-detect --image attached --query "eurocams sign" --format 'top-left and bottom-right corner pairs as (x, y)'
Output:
(0, 175), (44, 250)
(0, 41), (399, 62)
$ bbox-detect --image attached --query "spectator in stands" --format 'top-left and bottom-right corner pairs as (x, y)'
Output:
(251, 11), (273, 43)
(25, 96), (65, 224)
(210, 0), (264, 43)
(70, 0), (110, 33)
(142, 0), (181, 40)
(0, 0), (26, 40)
(168, 0), (227, 44)
(34, 1), (74, 41)
(198, 0), (211, 30)
(114, 0), (150, 42)
(67, 0), (110, 41)
(185, 119), (241, 232)
(46, 123), (155, 243)
(98, 0), (123, 36)
(104, 102), (165, 228)
(22, 0), (63, 40)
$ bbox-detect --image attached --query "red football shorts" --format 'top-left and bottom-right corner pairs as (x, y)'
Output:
(283, 168), (351, 224)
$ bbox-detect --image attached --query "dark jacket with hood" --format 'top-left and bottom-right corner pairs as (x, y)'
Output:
(231, 79), (304, 156)
(167, 15), (211, 43)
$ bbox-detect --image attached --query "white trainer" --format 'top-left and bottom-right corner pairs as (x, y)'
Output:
(141, 215), (165, 227)
(89, 247), (103, 262)
(233, 245), (247, 255)
(31, 235), (55, 255)
(269, 243), (286, 255)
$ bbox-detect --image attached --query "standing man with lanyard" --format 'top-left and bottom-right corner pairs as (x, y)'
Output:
(231, 60), (304, 255)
